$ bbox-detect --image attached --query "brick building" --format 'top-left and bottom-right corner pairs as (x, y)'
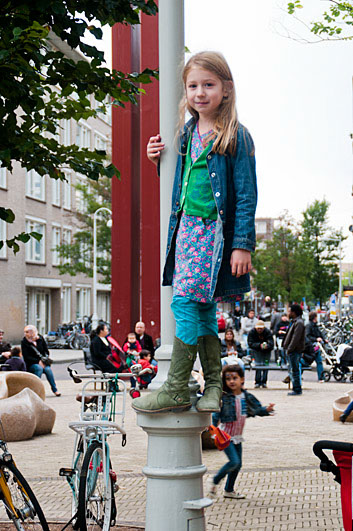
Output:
(0, 37), (112, 343)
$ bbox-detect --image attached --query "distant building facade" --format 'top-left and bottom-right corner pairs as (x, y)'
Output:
(0, 39), (112, 343)
(255, 217), (275, 246)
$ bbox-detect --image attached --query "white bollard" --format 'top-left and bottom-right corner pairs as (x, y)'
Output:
(137, 409), (213, 531)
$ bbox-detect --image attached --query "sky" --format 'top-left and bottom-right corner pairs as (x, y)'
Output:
(99, 0), (353, 260)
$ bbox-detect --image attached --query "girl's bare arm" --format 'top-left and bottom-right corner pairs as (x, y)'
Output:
(147, 134), (165, 166)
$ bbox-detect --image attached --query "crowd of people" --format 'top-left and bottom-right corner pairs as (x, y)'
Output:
(217, 304), (330, 396)
(89, 321), (157, 389)
(0, 320), (158, 395)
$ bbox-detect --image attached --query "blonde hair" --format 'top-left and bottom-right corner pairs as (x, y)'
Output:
(178, 51), (238, 155)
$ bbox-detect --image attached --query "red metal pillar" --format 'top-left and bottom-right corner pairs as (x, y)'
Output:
(111, 12), (160, 343)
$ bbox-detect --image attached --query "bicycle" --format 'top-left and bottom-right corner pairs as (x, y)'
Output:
(60, 364), (127, 531)
(0, 434), (49, 530)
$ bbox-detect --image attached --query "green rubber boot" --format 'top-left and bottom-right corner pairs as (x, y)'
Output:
(196, 335), (222, 413)
(132, 337), (197, 414)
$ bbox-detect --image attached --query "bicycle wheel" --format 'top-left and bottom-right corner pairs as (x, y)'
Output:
(77, 441), (113, 531)
(1, 460), (49, 530)
(78, 334), (90, 349)
(72, 437), (84, 525)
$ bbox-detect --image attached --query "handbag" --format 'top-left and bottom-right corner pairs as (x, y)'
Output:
(30, 343), (53, 366)
(208, 425), (231, 451)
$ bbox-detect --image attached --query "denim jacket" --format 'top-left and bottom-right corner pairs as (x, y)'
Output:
(162, 118), (257, 299)
(212, 390), (269, 425)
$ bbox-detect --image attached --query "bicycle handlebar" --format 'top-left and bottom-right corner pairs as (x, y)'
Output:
(67, 366), (124, 383)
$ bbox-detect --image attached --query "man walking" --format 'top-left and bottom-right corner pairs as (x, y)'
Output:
(283, 304), (305, 396)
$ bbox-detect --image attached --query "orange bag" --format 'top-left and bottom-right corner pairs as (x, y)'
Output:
(208, 425), (231, 451)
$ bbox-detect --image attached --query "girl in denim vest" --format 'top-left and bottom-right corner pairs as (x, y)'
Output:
(208, 365), (274, 499)
(133, 52), (257, 414)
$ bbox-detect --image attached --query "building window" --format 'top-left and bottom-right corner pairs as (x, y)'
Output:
(0, 165), (6, 189)
(26, 288), (50, 334)
(52, 226), (61, 266)
(25, 219), (45, 263)
(75, 177), (88, 213)
(63, 172), (71, 210)
(255, 221), (267, 235)
(94, 133), (107, 151)
(97, 292), (110, 322)
(52, 178), (61, 206)
(62, 119), (71, 146)
(76, 287), (91, 319)
(26, 170), (45, 201)
(62, 228), (72, 265)
(79, 240), (91, 268)
(0, 219), (7, 259)
(62, 286), (71, 323)
(76, 123), (91, 149)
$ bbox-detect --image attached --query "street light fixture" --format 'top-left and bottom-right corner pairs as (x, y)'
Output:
(92, 207), (112, 330)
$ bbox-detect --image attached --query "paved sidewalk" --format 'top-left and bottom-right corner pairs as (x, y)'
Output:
(2, 376), (351, 529)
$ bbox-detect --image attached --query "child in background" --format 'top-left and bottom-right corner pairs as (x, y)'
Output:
(137, 350), (157, 389)
(123, 333), (141, 366)
(209, 364), (274, 499)
(1, 347), (26, 372)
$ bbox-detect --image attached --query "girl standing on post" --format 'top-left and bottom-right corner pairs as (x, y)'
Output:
(132, 51), (257, 414)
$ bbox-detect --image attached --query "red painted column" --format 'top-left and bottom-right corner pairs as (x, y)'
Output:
(111, 12), (160, 343)
(111, 23), (134, 341)
(139, 9), (160, 341)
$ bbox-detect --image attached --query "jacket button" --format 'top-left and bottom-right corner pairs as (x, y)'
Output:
(207, 155), (212, 160)
(215, 192), (220, 197)
(211, 172), (216, 177)
(220, 210), (224, 215)
(176, 201), (179, 206)
(171, 226), (174, 230)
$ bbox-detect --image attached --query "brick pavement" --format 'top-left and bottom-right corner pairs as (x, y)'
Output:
(1, 375), (350, 529)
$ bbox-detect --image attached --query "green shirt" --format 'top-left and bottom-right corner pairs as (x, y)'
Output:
(179, 134), (218, 220)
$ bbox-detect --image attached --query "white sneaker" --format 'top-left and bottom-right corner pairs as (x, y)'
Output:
(223, 491), (245, 499)
(206, 478), (217, 498)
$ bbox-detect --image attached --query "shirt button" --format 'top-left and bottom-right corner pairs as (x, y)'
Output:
(215, 192), (220, 197)
(211, 172), (216, 177)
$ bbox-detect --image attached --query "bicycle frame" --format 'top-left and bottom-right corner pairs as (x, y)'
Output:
(61, 370), (127, 526)
(0, 463), (19, 517)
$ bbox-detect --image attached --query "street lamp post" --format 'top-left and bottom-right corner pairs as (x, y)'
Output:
(92, 207), (112, 330)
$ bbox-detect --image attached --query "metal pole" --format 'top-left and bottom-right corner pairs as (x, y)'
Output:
(338, 238), (343, 317)
(92, 207), (112, 330)
(92, 212), (98, 330)
(149, 0), (185, 388)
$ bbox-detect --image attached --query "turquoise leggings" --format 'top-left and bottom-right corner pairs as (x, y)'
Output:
(171, 295), (218, 346)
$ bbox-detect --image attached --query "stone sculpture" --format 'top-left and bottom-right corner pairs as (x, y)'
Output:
(333, 389), (353, 422)
(0, 371), (55, 441)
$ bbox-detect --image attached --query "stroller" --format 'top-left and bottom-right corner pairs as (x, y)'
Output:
(320, 343), (353, 383)
(313, 440), (353, 531)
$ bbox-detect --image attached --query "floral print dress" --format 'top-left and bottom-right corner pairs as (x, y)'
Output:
(172, 125), (242, 304)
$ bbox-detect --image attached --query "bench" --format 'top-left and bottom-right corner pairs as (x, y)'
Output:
(250, 363), (312, 389)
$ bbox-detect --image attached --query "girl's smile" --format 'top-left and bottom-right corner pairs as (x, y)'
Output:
(185, 66), (226, 124)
